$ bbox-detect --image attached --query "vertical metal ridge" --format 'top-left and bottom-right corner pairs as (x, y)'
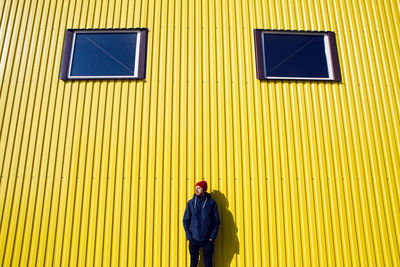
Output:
(43, 0), (72, 263)
(361, 1), (400, 261)
(227, 0), (242, 265)
(364, 0), (400, 259)
(11, 1), (48, 262)
(0, 1), (18, 92)
(350, 0), (393, 263)
(38, 0), (66, 264)
(379, 0), (400, 209)
(252, 1), (270, 266)
(232, 0), (249, 266)
(0, 1), (26, 232)
(24, 1), (60, 266)
(0, 0), (33, 265)
(340, 0), (376, 264)
(245, 0), (263, 264)
(340, 1), (376, 266)
(63, 2), (90, 267)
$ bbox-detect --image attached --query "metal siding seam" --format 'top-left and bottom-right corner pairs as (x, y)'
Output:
(37, 0), (67, 265)
(215, 0), (228, 265)
(63, 1), (86, 266)
(348, 0), (376, 266)
(293, 83), (311, 267)
(0, 0), (26, 234)
(329, 83), (349, 265)
(318, 4), (344, 264)
(83, 81), (101, 267)
(380, 1), (400, 198)
(358, 3), (397, 262)
(328, 0), (356, 264)
(0, 0), (33, 265)
(268, 83), (280, 267)
(132, 0), (151, 265)
(351, 0), (393, 264)
(303, 84), (323, 266)
(364, 0), (400, 262)
(252, 0), (270, 265)
(194, 0), (202, 182)
(0, 0), (26, 245)
(287, 83), (301, 267)
(257, 2), (275, 266)
(9, 0), (45, 263)
(111, 4), (128, 266)
(340, 0), (376, 266)
(163, 0), (174, 265)
(221, 0), (237, 265)
(55, 1), (79, 266)
(245, 0), (261, 265)
(371, 1), (400, 256)
(201, 0), (209, 186)
(20, 1), (54, 266)
(235, 0), (254, 266)
(208, 0), (217, 190)
(155, 0), (167, 266)
(143, 0), (160, 266)
(0, 1), (17, 88)
(246, 0), (264, 265)
(286, 0), (304, 257)
(44, 0), (72, 264)
(228, 0), (245, 266)
(90, 80), (106, 267)
(170, 0), (180, 263)
(180, 0), (189, 265)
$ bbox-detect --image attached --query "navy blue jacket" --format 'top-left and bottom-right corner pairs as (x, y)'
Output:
(183, 192), (220, 241)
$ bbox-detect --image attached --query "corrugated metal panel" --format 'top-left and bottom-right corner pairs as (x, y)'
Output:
(0, 0), (399, 265)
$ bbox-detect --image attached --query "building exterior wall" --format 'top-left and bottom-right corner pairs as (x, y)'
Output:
(0, 0), (399, 265)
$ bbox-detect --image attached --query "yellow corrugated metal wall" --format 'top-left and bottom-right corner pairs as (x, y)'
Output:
(0, 0), (399, 265)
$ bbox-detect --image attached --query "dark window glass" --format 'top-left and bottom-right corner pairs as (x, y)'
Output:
(263, 33), (329, 78)
(254, 30), (341, 81)
(70, 32), (137, 77)
(59, 29), (148, 80)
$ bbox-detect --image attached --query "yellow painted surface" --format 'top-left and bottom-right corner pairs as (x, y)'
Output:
(0, 0), (399, 266)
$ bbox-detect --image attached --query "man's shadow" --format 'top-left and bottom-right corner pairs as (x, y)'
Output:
(198, 190), (239, 267)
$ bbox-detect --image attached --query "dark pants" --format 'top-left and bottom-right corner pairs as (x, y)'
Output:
(189, 239), (214, 267)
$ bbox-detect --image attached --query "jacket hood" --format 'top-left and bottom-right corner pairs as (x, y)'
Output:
(192, 192), (211, 209)
(192, 191), (211, 200)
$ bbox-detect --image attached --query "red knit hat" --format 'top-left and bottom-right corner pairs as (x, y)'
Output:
(195, 181), (207, 191)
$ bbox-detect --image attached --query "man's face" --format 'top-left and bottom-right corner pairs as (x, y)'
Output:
(195, 185), (204, 196)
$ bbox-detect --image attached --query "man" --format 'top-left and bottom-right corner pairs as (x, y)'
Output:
(183, 181), (220, 267)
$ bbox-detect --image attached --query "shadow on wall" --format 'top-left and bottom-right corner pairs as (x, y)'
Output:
(198, 190), (239, 267)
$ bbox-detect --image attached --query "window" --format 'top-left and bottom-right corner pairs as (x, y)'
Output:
(59, 28), (148, 80)
(253, 30), (341, 81)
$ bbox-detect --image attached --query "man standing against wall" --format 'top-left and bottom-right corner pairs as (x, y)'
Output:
(183, 181), (220, 267)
